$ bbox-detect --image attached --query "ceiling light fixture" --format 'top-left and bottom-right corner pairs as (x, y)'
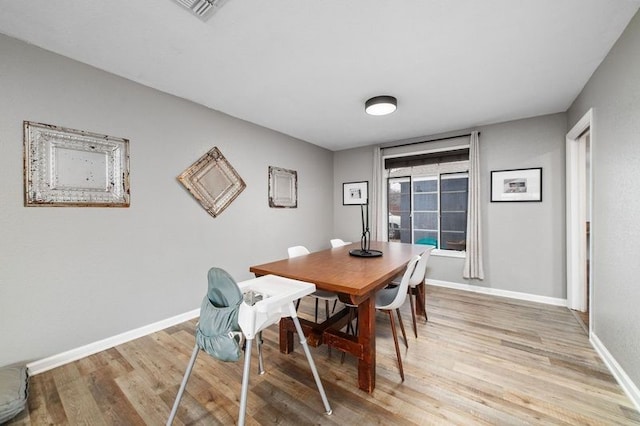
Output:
(365, 95), (397, 116)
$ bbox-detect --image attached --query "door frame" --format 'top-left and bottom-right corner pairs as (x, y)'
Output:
(566, 108), (593, 321)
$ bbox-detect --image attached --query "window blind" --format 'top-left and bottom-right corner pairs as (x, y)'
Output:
(384, 148), (469, 169)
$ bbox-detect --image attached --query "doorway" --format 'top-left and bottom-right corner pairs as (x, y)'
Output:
(566, 109), (593, 333)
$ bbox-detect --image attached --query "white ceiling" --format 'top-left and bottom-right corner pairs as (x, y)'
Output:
(1, 0), (639, 151)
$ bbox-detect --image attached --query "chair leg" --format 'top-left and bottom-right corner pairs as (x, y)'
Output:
(331, 299), (338, 313)
(386, 310), (405, 381)
(167, 343), (200, 425)
(322, 299), (332, 356)
(291, 313), (333, 415)
(341, 307), (356, 364)
(257, 331), (265, 375)
(238, 337), (253, 426)
(315, 298), (319, 323)
(408, 288), (418, 338)
(396, 309), (408, 349)
(345, 309), (354, 335)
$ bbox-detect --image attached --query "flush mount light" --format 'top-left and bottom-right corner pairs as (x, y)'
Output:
(365, 95), (397, 116)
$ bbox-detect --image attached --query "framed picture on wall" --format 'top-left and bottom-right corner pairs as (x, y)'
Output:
(178, 146), (246, 217)
(343, 181), (368, 205)
(268, 166), (297, 208)
(23, 121), (130, 207)
(490, 167), (542, 202)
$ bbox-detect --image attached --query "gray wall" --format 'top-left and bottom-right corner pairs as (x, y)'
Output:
(333, 147), (374, 243)
(0, 34), (333, 366)
(481, 114), (567, 297)
(333, 113), (567, 298)
(568, 10), (640, 388)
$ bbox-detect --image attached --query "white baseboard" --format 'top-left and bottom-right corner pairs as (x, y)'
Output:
(426, 279), (567, 307)
(591, 333), (640, 412)
(27, 308), (200, 375)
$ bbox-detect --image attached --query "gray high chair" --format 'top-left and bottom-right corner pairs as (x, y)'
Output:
(167, 267), (332, 426)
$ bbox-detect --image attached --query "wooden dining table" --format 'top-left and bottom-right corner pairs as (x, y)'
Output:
(249, 241), (427, 393)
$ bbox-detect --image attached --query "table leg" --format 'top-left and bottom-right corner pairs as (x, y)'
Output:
(357, 296), (376, 392)
(279, 318), (294, 354)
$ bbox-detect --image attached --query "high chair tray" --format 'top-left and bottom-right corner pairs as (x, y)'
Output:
(237, 275), (316, 312)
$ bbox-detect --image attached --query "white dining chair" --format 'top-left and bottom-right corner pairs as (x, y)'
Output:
(288, 246), (340, 323)
(288, 245), (310, 258)
(374, 254), (420, 381)
(329, 238), (351, 248)
(390, 246), (434, 337)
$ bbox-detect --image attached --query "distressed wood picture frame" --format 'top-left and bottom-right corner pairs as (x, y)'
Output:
(268, 166), (297, 208)
(23, 121), (130, 207)
(178, 147), (246, 218)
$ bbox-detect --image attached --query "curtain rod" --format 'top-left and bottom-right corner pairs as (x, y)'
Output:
(382, 132), (480, 150)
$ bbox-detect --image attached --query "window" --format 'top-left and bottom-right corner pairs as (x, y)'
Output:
(411, 176), (438, 246)
(386, 148), (469, 251)
(439, 173), (468, 250)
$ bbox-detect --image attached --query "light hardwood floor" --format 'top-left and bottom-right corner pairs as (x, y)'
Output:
(8, 286), (640, 425)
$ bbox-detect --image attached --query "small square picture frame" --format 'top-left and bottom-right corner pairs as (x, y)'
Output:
(178, 146), (246, 217)
(268, 166), (297, 208)
(490, 167), (542, 202)
(343, 181), (368, 205)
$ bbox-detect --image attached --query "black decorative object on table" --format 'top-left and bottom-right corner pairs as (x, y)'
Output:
(349, 202), (383, 258)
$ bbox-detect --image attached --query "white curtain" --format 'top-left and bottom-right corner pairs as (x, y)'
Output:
(463, 131), (484, 279)
(371, 146), (383, 241)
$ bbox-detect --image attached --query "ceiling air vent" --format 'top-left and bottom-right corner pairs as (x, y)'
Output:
(173, 0), (229, 20)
